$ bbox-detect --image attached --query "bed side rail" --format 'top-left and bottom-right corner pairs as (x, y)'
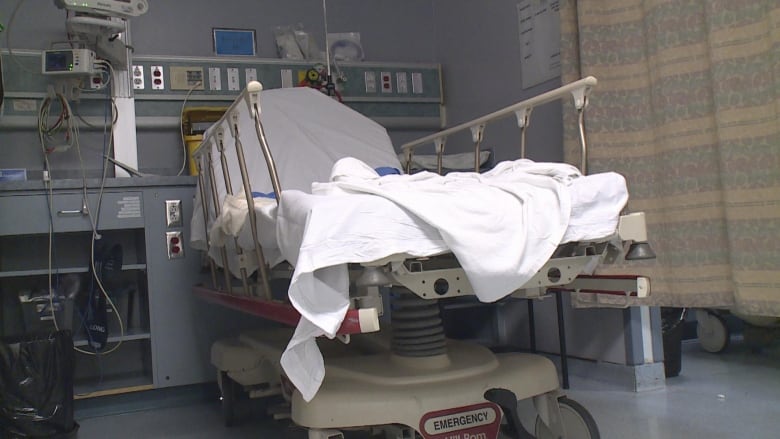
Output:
(400, 76), (597, 175)
(191, 81), (280, 300)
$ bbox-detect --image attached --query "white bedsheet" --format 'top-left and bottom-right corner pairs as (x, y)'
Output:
(191, 86), (402, 257)
(271, 157), (627, 401)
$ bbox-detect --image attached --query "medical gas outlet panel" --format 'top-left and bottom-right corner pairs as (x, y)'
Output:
(129, 57), (441, 100)
(1, 51), (443, 130)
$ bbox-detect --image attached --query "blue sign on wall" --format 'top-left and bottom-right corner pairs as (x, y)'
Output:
(213, 28), (256, 56)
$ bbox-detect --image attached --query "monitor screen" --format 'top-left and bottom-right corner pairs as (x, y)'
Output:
(45, 51), (72, 72)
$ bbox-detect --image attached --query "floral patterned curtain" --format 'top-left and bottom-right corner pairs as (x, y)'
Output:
(560, 0), (780, 316)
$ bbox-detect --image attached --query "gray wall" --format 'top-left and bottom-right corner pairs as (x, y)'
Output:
(1, 0), (437, 60)
(1, 0), (565, 174)
(429, 0), (563, 163)
(0, 0), (439, 175)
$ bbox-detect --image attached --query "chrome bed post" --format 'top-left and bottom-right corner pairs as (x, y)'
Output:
(247, 82), (283, 199)
(470, 125), (485, 172)
(570, 84), (593, 175)
(196, 154), (219, 290)
(206, 144), (235, 294)
(515, 107), (532, 160)
(434, 137), (445, 175)
(230, 108), (273, 301)
(400, 76), (598, 175)
(216, 128), (252, 296)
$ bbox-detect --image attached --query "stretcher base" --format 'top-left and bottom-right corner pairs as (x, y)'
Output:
(293, 343), (560, 433)
(211, 330), (562, 436)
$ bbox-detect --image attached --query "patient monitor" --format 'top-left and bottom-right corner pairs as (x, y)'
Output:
(52, 0), (148, 69)
(54, 0), (149, 18)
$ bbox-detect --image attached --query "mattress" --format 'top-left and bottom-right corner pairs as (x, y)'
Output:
(205, 157), (627, 282)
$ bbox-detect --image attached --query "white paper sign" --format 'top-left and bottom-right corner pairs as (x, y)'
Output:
(518, 0), (561, 89)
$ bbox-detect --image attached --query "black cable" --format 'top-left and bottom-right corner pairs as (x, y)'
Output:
(0, 52), (5, 112)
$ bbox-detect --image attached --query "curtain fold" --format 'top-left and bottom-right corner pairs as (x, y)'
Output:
(560, 0), (780, 316)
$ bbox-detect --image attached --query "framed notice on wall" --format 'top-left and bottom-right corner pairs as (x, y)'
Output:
(213, 28), (257, 56)
(517, 0), (561, 89)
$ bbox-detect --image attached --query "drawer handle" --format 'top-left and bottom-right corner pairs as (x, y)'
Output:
(58, 209), (87, 216)
(58, 198), (89, 216)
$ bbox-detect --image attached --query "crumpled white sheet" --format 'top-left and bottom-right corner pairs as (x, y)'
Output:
(190, 86), (402, 268)
(278, 157), (627, 402)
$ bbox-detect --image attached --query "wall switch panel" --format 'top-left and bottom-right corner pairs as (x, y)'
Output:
(151, 65), (165, 90)
(165, 199), (182, 227)
(227, 67), (240, 91)
(208, 67), (222, 91)
(245, 68), (258, 84)
(412, 72), (424, 94)
(169, 66), (204, 90)
(132, 65), (145, 90)
(396, 72), (409, 93)
(280, 69), (293, 88)
(364, 71), (377, 93)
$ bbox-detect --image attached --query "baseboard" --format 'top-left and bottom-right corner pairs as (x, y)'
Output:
(548, 355), (666, 392)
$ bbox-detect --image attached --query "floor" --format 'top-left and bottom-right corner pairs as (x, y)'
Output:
(75, 339), (780, 439)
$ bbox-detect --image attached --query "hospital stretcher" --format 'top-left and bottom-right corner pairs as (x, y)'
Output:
(189, 76), (653, 439)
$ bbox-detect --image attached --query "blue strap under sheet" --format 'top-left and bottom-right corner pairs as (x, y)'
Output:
(251, 191), (277, 199)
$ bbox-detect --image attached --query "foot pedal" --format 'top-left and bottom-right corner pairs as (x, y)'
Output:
(484, 388), (535, 439)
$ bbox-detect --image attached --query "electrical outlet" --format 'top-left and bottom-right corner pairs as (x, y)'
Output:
(89, 74), (104, 90)
(165, 199), (182, 227)
(132, 65), (145, 90)
(380, 71), (392, 93)
(151, 65), (165, 90)
(166, 231), (184, 259)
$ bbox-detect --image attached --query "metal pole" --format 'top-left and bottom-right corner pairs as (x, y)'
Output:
(520, 126), (528, 160)
(471, 126), (484, 173)
(216, 135), (252, 296)
(251, 104), (283, 199)
(196, 155), (218, 290)
(577, 101), (588, 176)
(555, 289), (570, 389)
(232, 118), (273, 300)
(206, 150), (234, 294)
(527, 299), (536, 352)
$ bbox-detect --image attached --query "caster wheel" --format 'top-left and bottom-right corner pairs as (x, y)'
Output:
(697, 310), (729, 353)
(535, 397), (600, 439)
(219, 370), (236, 427)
